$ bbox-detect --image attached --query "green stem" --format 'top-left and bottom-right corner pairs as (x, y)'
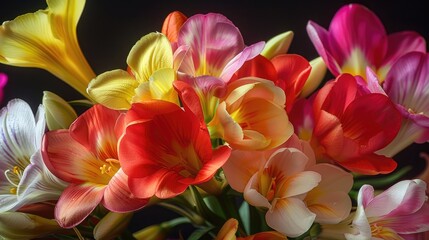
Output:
(216, 192), (247, 237)
(353, 165), (412, 189)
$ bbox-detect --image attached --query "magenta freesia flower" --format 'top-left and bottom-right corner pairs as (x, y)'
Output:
(346, 179), (429, 239)
(306, 3), (426, 82)
(42, 104), (149, 228)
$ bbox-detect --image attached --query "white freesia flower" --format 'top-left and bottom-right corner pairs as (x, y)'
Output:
(0, 99), (66, 212)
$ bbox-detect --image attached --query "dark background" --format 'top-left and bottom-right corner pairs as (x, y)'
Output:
(0, 0), (428, 110)
(0, 0), (428, 236)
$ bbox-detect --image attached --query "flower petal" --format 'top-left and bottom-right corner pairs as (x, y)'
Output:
(161, 11), (187, 43)
(55, 184), (104, 228)
(87, 69), (139, 110)
(266, 198), (316, 237)
(127, 32), (173, 83)
(261, 31), (294, 59)
(102, 169), (149, 212)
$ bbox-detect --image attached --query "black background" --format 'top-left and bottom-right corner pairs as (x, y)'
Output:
(0, 0), (428, 236)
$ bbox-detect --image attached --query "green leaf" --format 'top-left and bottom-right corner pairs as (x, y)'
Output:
(187, 226), (216, 240)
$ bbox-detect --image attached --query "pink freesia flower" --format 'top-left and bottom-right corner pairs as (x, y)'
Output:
(345, 179), (429, 239)
(175, 13), (264, 83)
(306, 3), (426, 82)
(118, 100), (231, 199)
(370, 52), (429, 156)
(310, 73), (402, 174)
(42, 104), (149, 228)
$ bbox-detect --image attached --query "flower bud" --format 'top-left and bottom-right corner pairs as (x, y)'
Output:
(261, 31), (294, 59)
(299, 57), (327, 98)
(0, 212), (61, 239)
(93, 211), (133, 240)
(43, 91), (77, 130)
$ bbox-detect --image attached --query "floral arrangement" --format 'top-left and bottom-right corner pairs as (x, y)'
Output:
(0, 1), (429, 239)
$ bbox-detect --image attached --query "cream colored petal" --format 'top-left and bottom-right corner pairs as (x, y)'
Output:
(261, 31), (294, 59)
(133, 68), (179, 104)
(87, 69), (139, 110)
(0, 0), (95, 99)
(43, 91), (78, 130)
(0, 212), (61, 239)
(93, 212), (133, 240)
(300, 57), (327, 97)
(127, 32), (174, 83)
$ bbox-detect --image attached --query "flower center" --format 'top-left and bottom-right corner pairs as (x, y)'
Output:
(4, 166), (23, 194)
(99, 158), (120, 178)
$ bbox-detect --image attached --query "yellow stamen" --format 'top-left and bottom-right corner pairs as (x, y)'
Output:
(9, 187), (17, 194)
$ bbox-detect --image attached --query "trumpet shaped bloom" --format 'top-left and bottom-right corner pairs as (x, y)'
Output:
(42, 104), (149, 228)
(345, 179), (429, 239)
(208, 77), (293, 151)
(373, 52), (429, 157)
(311, 73), (402, 174)
(0, 212), (62, 239)
(0, 99), (66, 212)
(224, 134), (353, 237)
(88, 32), (178, 110)
(0, 0), (95, 99)
(118, 100), (231, 199)
(175, 13), (264, 83)
(306, 3), (426, 82)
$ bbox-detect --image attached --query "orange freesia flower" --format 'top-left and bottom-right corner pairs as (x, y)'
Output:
(162, 11), (187, 43)
(42, 104), (149, 228)
(118, 100), (231, 199)
(310, 73), (402, 174)
(207, 77), (293, 151)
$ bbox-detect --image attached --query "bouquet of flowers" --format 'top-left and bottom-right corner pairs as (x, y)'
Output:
(0, 1), (428, 239)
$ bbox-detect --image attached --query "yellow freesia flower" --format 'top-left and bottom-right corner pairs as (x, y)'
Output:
(87, 32), (178, 110)
(0, 0), (95, 99)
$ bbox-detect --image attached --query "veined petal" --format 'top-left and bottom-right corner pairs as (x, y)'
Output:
(231, 55), (277, 81)
(382, 31), (426, 74)
(69, 104), (120, 158)
(220, 41), (265, 82)
(306, 21), (342, 76)
(43, 91), (78, 130)
(0, 99), (37, 168)
(87, 69), (139, 110)
(261, 31), (294, 59)
(102, 169), (149, 212)
(42, 130), (111, 184)
(0, 0), (95, 99)
(385, 203), (429, 234)
(133, 68), (179, 105)
(127, 32), (173, 83)
(328, 4), (387, 69)
(0, 212), (61, 239)
(364, 180), (426, 218)
(266, 198), (316, 237)
(384, 52), (429, 122)
(177, 13), (246, 78)
(55, 184), (105, 228)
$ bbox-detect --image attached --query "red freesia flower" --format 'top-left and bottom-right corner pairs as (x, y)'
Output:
(310, 73), (402, 174)
(118, 100), (231, 199)
(42, 104), (149, 228)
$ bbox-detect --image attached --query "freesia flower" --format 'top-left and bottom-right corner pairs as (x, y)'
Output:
(306, 3), (426, 82)
(87, 32), (178, 110)
(175, 13), (265, 83)
(162, 11), (188, 43)
(310, 73), (402, 174)
(42, 91), (78, 130)
(207, 77), (293, 151)
(345, 179), (429, 239)
(0, 99), (66, 212)
(118, 100), (231, 199)
(0, 0), (95, 99)
(223, 134), (352, 237)
(371, 52), (429, 157)
(42, 104), (149, 228)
